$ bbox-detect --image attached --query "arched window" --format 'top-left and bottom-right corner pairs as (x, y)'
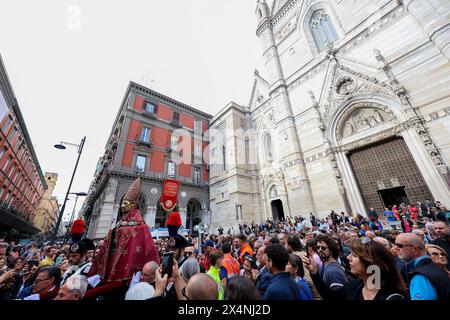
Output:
(264, 134), (273, 160)
(310, 10), (338, 53)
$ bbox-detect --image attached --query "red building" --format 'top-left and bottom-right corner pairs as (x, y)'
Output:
(83, 82), (212, 239)
(0, 55), (47, 237)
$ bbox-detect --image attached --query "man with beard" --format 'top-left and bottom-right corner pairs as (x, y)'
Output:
(313, 234), (349, 291)
(396, 233), (450, 300)
(255, 245), (272, 297)
(430, 221), (450, 270)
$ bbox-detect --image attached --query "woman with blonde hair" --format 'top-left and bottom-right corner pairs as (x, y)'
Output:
(426, 244), (450, 277)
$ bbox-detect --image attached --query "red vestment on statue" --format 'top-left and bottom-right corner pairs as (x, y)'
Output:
(89, 208), (160, 283)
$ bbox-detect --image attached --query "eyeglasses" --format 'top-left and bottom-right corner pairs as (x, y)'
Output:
(34, 277), (50, 285)
(185, 252), (194, 256)
(395, 243), (415, 249)
(181, 287), (191, 300)
(316, 245), (329, 251)
(430, 252), (446, 258)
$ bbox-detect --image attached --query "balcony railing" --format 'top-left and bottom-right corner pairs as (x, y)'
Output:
(170, 119), (182, 128)
(142, 111), (157, 119)
(135, 136), (153, 148)
(0, 201), (32, 222)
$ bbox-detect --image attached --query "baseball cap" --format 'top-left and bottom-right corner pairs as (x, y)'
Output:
(201, 239), (215, 248)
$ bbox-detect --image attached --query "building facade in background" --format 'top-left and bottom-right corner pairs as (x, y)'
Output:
(34, 172), (60, 237)
(0, 54), (47, 236)
(209, 0), (450, 231)
(82, 82), (212, 240)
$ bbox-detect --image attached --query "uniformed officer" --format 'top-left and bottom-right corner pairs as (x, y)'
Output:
(61, 238), (95, 286)
(163, 234), (194, 300)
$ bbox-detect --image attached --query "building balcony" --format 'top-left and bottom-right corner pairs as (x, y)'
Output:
(141, 111), (157, 119)
(135, 136), (153, 148)
(170, 120), (182, 128)
(0, 201), (40, 234)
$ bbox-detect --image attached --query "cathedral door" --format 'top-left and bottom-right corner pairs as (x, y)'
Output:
(271, 199), (285, 221)
(348, 137), (433, 214)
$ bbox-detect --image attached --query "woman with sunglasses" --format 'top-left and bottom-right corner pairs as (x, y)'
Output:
(426, 244), (450, 277)
(303, 237), (407, 300)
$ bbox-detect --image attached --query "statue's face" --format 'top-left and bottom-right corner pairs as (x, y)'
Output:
(121, 200), (136, 213)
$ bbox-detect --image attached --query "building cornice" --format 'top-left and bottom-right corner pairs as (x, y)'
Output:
(210, 102), (245, 126)
(130, 82), (213, 120)
(271, 0), (300, 29)
(257, 0), (301, 37)
(0, 54), (47, 189)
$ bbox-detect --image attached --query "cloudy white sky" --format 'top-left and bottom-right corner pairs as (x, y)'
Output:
(0, 0), (268, 220)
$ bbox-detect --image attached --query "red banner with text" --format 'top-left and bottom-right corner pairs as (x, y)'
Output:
(161, 179), (180, 212)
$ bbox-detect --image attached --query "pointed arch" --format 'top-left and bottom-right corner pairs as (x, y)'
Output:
(301, 1), (344, 57)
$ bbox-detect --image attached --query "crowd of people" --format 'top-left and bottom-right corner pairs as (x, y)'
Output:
(0, 197), (449, 301)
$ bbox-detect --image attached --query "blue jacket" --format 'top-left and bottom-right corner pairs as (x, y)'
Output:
(407, 256), (450, 300)
(255, 266), (272, 297)
(263, 272), (312, 300)
(408, 256), (437, 300)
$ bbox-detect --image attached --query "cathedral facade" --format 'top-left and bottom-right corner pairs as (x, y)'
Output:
(209, 0), (450, 231)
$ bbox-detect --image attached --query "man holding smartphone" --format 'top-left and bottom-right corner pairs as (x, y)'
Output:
(163, 234), (196, 300)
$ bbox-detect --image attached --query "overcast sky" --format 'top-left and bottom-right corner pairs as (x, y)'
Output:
(0, 0), (268, 220)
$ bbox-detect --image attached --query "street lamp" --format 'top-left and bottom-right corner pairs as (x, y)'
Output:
(67, 192), (88, 232)
(51, 137), (86, 243)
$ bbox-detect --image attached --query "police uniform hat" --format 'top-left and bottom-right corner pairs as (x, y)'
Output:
(79, 238), (95, 251)
(70, 241), (88, 254)
(168, 234), (192, 249)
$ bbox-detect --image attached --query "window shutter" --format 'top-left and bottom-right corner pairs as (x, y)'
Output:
(142, 100), (146, 110)
(150, 127), (155, 142)
(154, 104), (159, 114)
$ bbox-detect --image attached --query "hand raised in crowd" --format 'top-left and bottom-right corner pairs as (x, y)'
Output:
(302, 253), (319, 275)
(167, 259), (180, 283)
(154, 266), (168, 297)
(21, 264), (32, 282)
(0, 269), (15, 284)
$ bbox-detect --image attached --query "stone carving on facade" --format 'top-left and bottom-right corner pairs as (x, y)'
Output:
(323, 61), (399, 127)
(275, 15), (298, 45)
(340, 107), (393, 138)
(409, 118), (448, 174)
(271, 0), (301, 29)
(336, 76), (356, 96)
(105, 178), (118, 201)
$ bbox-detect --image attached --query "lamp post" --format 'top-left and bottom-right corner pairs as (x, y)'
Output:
(51, 136), (86, 243)
(66, 192), (88, 234)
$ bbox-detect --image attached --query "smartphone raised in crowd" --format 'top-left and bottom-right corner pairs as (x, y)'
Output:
(162, 251), (174, 277)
